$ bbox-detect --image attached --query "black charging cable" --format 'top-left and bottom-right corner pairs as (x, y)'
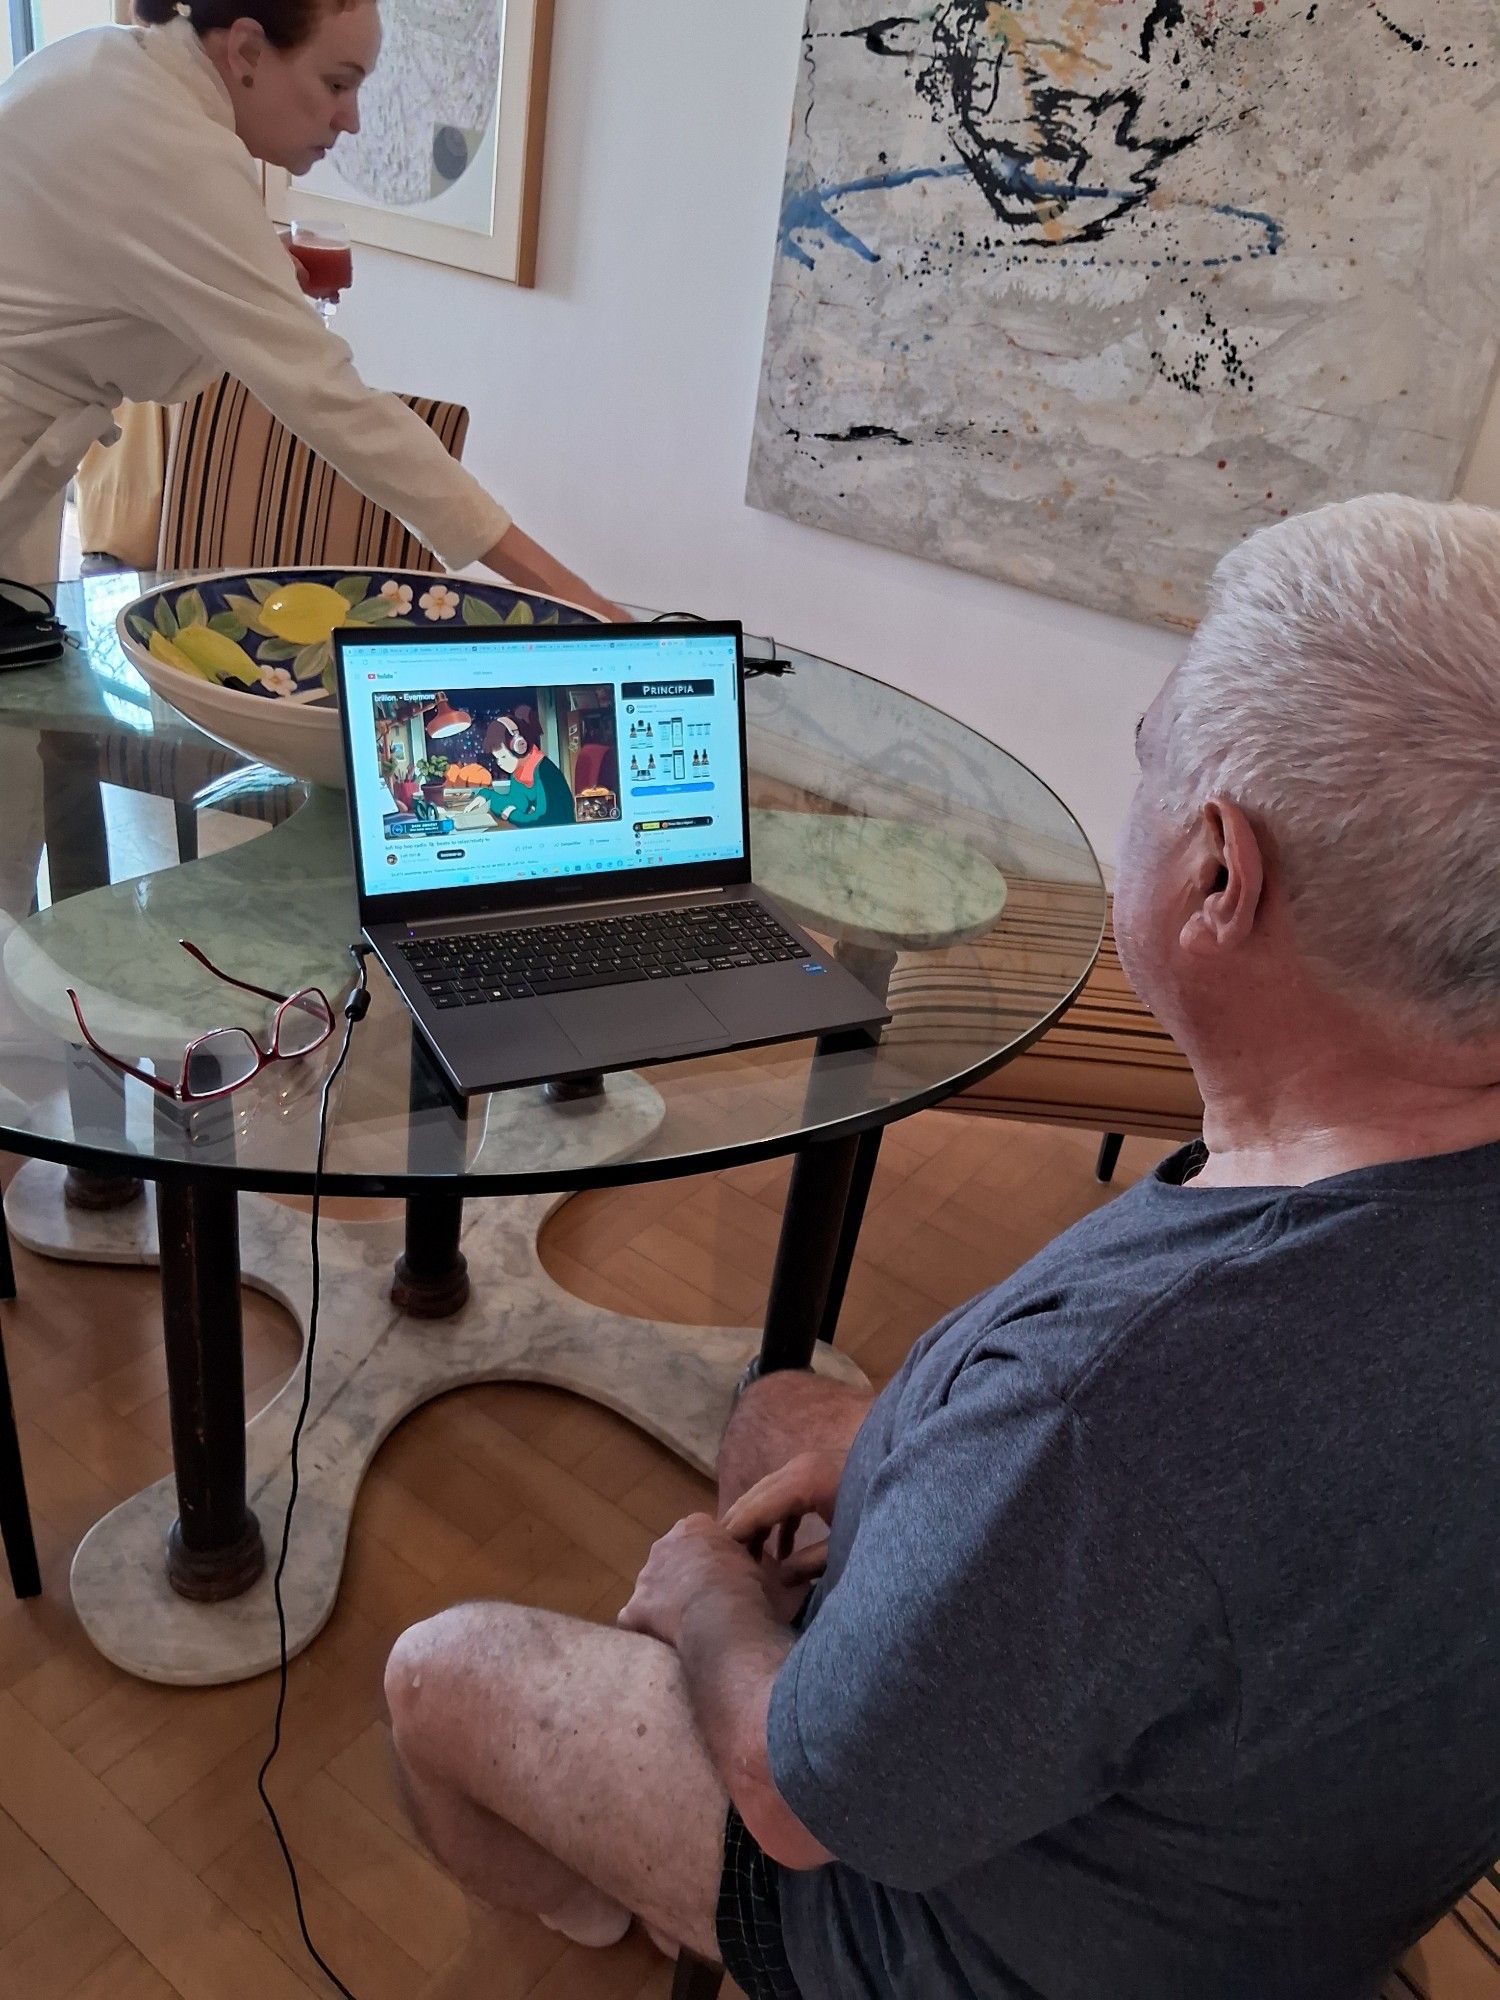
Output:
(649, 608), (795, 677)
(255, 941), (372, 2000)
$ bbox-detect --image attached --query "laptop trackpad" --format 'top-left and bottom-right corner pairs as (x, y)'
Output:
(549, 983), (724, 1066)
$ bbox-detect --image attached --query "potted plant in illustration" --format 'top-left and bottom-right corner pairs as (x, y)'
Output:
(417, 755), (450, 803)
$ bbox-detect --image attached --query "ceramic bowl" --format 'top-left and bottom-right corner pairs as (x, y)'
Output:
(117, 567), (601, 790)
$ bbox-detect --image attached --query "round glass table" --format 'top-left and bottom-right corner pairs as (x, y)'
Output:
(0, 572), (1104, 1682)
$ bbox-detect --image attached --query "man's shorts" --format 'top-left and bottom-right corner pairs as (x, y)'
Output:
(715, 1802), (803, 1999)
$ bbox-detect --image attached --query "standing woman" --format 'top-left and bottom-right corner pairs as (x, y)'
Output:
(0, 0), (619, 616)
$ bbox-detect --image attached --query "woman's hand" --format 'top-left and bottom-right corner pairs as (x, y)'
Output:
(481, 524), (629, 623)
(275, 229), (318, 298)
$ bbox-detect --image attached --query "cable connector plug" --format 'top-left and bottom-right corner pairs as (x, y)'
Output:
(344, 941), (373, 1022)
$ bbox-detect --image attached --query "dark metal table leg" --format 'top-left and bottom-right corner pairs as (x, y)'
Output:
(392, 1031), (471, 1318)
(156, 1177), (265, 1602)
(752, 997), (889, 1380)
(38, 730), (110, 904)
(544, 1072), (605, 1104)
(63, 1052), (145, 1214)
(758, 1128), (876, 1376)
(43, 734), (145, 1213)
(816, 1124), (882, 1348)
(64, 1162), (145, 1212)
(392, 1193), (470, 1318)
(173, 798), (199, 865)
(0, 1312), (41, 1600)
(670, 1949), (726, 1999)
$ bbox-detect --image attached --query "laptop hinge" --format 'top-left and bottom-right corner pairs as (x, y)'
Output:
(404, 884), (739, 929)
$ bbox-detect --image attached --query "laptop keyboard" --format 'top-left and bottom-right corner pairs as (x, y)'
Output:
(400, 900), (812, 1010)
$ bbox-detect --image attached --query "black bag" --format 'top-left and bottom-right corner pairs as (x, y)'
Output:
(0, 578), (66, 670)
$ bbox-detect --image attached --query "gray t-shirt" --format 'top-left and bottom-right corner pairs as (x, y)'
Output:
(768, 1139), (1500, 1998)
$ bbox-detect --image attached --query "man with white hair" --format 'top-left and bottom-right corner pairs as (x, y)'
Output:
(383, 495), (1500, 1998)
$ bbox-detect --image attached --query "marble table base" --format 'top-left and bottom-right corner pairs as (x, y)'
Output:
(5, 1159), (865, 1687)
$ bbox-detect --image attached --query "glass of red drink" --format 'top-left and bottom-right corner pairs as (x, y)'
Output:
(289, 220), (354, 328)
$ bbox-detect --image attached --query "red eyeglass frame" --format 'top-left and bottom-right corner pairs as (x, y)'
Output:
(67, 940), (335, 1104)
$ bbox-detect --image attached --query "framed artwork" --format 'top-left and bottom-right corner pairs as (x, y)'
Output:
(747, 2), (1500, 629)
(267, 0), (555, 288)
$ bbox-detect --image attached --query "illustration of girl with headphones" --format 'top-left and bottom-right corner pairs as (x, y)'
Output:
(477, 703), (576, 828)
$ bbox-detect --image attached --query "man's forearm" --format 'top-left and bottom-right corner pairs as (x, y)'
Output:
(677, 1578), (834, 1871)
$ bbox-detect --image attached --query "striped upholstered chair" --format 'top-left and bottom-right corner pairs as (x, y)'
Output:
(157, 372), (470, 573)
(886, 882), (1203, 1179)
(126, 372), (472, 858)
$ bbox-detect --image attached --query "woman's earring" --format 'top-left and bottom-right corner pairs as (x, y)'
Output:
(241, 73), (254, 88)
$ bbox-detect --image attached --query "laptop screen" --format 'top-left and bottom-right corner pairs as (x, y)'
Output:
(337, 623), (748, 917)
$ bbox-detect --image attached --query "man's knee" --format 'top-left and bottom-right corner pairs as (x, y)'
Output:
(385, 1608), (454, 1761)
(717, 1370), (866, 1512)
(384, 1601), (522, 1769)
(717, 1371), (805, 1506)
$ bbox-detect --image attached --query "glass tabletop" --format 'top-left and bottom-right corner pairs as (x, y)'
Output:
(0, 573), (1105, 1194)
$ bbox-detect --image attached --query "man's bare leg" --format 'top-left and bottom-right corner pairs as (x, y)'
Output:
(716, 1370), (874, 1514)
(717, 1372), (875, 1620)
(385, 1601), (726, 1961)
(389, 1739), (632, 1947)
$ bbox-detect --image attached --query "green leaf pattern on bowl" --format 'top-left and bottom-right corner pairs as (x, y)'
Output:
(129, 574), (568, 705)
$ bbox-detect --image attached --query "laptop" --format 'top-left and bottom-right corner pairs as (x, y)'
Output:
(333, 619), (890, 1095)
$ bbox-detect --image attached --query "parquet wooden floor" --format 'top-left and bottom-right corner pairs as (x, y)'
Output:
(0, 1115), (1159, 1998)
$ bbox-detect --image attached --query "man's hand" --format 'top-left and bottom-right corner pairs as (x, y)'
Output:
(720, 1449), (846, 1586)
(618, 1514), (762, 1650)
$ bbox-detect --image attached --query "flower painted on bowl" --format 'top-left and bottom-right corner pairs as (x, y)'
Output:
(420, 583), (461, 621)
(122, 570), (597, 710)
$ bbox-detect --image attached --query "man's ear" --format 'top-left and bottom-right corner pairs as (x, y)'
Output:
(1181, 800), (1265, 953)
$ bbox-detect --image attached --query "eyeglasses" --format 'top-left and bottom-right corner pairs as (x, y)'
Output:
(67, 941), (335, 1104)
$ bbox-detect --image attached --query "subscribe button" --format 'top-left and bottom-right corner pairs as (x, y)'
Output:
(437, 849), (467, 860)
(633, 816), (712, 834)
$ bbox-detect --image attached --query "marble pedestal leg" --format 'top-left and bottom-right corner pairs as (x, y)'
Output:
(2, 1143), (866, 1686)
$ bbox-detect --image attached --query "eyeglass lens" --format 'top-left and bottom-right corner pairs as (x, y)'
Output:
(183, 1026), (261, 1097)
(274, 991), (334, 1059)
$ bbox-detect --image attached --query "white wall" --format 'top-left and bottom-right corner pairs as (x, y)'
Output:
(334, 0), (1500, 873)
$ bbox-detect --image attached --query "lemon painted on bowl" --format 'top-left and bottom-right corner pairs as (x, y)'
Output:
(116, 568), (603, 790)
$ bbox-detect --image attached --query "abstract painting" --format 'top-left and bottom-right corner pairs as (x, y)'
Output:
(748, 3), (1500, 627)
(267, 0), (554, 287)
